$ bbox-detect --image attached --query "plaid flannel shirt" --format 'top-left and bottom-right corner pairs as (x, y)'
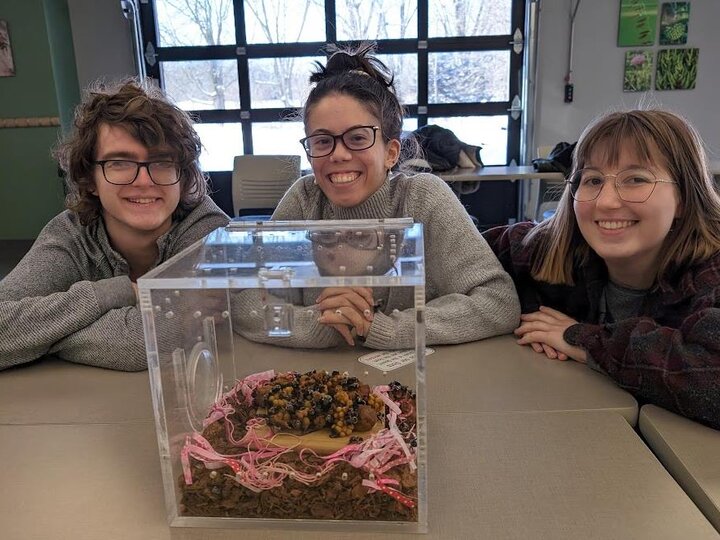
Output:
(484, 221), (720, 430)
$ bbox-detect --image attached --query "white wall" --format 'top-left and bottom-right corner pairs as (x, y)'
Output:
(534, 0), (720, 159)
(67, 0), (137, 89)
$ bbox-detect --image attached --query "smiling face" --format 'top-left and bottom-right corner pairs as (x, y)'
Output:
(305, 94), (400, 207)
(93, 123), (181, 245)
(573, 141), (682, 286)
(310, 229), (399, 276)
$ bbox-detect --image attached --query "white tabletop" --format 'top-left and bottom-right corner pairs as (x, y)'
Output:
(425, 335), (638, 422)
(639, 405), (720, 531)
(0, 336), (637, 425)
(0, 337), (714, 538)
(0, 356), (152, 425)
(2, 411), (716, 540)
(5, 412), (718, 540)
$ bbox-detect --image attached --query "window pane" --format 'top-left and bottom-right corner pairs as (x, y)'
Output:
(249, 56), (324, 109)
(155, 0), (236, 47)
(244, 0), (325, 44)
(429, 0), (512, 37)
(402, 117), (418, 133)
(336, 0), (417, 40)
(428, 116), (508, 165)
(195, 123), (243, 172)
(161, 61), (239, 111)
(376, 54), (417, 105)
(428, 51), (509, 103)
(252, 122), (309, 170)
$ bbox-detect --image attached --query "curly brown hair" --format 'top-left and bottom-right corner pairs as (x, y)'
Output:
(54, 78), (208, 225)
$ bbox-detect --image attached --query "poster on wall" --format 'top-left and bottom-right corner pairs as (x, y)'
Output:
(623, 50), (654, 92)
(659, 2), (690, 45)
(618, 0), (659, 46)
(656, 48), (699, 90)
(0, 20), (15, 77)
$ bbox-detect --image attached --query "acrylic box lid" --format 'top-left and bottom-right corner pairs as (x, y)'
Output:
(139, 218), (425, 290)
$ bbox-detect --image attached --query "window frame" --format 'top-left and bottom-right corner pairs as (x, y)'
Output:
(138, 0), (526, 170)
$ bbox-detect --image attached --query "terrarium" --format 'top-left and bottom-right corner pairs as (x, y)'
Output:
(138, 218), (427, 533)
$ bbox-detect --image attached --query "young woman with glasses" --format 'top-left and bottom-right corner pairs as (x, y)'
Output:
(235, 43), (519, 349)
(0, 80), (229, 371)
(483, 109), (720, 429)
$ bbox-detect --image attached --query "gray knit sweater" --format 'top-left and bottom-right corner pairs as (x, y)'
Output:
(233, 172), (520, 349)
(0, 196), (230, 371)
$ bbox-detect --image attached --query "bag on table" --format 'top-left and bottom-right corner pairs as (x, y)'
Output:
(401, 124), (483, 173)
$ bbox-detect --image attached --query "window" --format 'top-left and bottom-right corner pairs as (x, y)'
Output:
(139, 0), (527, 173)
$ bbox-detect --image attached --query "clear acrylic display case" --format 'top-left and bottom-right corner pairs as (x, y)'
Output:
(138, 219), (427, 533)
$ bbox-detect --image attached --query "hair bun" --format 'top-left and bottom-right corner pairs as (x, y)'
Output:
(309, 42), (394, 89)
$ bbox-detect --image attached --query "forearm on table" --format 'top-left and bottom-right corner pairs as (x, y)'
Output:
(565, 317), (720, 428)
(0, 277), (135, 369)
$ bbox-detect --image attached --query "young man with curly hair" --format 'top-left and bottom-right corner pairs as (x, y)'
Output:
(0, 79), (229, 371)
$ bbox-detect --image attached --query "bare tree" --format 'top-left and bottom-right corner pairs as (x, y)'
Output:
(158, 0), (235, 109)
(428, 0), (511, 103)
(244, 0), (323, 107)
(335, 0), (417, 40)
(431, 0), (511, 37)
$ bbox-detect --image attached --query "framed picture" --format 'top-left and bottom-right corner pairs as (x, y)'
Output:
(659, 2), (690, 45)
(618, 0), (658, 47)
(656, 48), (699, 90)
(623, 50), (653, 92)
(0, 20), (15, 77)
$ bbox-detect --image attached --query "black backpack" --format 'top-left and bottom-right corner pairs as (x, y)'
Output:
(532, 141), (576, 175)
(403, 124), (484, 172)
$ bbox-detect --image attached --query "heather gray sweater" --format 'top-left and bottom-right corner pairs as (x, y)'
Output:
(233, 172), (520, 349)
(0, 196), (229, 371)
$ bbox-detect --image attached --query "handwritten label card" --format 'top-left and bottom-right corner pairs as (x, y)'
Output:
(358, 348), (434, 372)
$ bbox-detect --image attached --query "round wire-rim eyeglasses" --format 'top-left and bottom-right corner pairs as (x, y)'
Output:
(566, 167), (678, 203)
(94, 160), (181, 186)
(300, 126), (381, 158)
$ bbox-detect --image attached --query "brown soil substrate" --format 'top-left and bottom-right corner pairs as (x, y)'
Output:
(179, 457), (417, 521)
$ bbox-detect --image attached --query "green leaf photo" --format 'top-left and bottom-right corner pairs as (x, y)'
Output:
(618, 0), (658, 47)
(655, 48), (699, 90)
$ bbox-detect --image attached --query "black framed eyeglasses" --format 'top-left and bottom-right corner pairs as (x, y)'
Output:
(567, 167), (678, 203)
(300, 126), (380, 158)
(94, 160), (180, 186)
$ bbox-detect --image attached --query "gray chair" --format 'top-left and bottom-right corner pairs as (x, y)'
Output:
(231, 155), (301, 219)
(532, 146), (565, 221)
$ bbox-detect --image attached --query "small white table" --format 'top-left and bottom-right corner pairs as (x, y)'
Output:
(439, 165), (564, 183)
(438, 165), (565, 222)
(639, 405), (720, 532)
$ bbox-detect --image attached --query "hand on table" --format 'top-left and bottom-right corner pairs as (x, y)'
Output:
(316, 287), (375, 346)
(514, 306), (587, 363)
